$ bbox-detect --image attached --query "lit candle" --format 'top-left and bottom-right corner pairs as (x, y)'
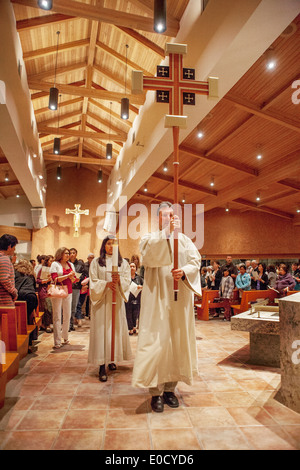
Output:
(112, 241), (118, 269)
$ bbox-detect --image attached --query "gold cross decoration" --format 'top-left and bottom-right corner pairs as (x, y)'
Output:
(65, 204), (89, 237)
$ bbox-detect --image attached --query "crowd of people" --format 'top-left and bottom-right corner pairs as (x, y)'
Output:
(1, 227), (299, 413)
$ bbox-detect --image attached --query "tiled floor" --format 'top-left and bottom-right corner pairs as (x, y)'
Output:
(0, 317), (300, 450)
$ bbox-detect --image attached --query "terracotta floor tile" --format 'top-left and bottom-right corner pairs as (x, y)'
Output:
(104, 429), (151, 450)
(109, 393), (149, 410)
(226, 406), (278, 426)
(62, 409), (106, 429)
(180, 392), (221, 407)
(149, 407), (192, 429)
(106, 408), (148, 429)
(42, 383), (79, 396)
(240, 425), (297, 450)
(70, 395), (109, 410)
(196, 426), (252, 450)
(53, 430), (104, 450)
(187, 406), (237, 428)
(2, 431), (58, 450)
(31, 395), (73, 411)
(16, 410), (66, 430)
(151, 428), (201, 450)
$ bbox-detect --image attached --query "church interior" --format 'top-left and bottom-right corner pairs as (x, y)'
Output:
(0, 0), (300, 451)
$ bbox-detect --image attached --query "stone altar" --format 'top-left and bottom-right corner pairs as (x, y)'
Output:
(231, 304), (280, 367)
(279, 292), (300, 413)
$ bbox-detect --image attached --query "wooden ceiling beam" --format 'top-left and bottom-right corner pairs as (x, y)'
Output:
(28, 62), (87, 82)
(89, 99), (132, 127)
(86, 110), (127, 138)
(43, 153), (115, 166)
(28, 80), (145, 105)
(116, 26), (166, 57)
(95, 41), (153, 76)
(12, 0), (179, 36)
(38, 110), (81, 127)
(179, 145), (258, 176)
(23, 39), (90, 61)
(37, 124), (126, 141)
(35, 97), (83, 115)
(224, 93), (300, 133)
(278, 179), (300, 191)
(152, 172), (218, 196)
(233, 198), (293, 220)
(16, 13), (74, 31)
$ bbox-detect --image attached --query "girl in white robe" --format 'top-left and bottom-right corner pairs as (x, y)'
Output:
(88, 236), (132, 381)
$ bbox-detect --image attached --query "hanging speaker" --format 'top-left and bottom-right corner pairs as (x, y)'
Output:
(31, 208), (47, 229)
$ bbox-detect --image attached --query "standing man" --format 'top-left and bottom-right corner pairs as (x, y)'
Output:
(221, 255), (238, 280)
(125, 262), (143, 335)
(132, 202), (201, 413)
(69, 248), (84, 329)
(0, 234), (18, 306)
(76, 253), (95, 320)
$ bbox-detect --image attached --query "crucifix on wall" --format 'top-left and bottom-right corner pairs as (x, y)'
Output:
(132, 43), (218, 300)
(65, 204), (89, 237)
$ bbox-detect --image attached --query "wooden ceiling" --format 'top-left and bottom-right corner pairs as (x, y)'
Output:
(135, 13), (300, 222)
(1, 1), (300, 225)
(0, 0), (188, 200)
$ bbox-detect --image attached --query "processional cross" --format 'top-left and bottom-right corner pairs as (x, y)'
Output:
(65, 204), (89, 237)
(132, 43), (218, 300)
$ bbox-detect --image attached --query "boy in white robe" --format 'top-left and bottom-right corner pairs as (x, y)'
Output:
(132, 202), (201, 412)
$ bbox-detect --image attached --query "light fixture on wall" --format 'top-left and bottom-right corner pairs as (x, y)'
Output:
(106, 102), (113, 159)
(48, 31), (60, 110)
(97, 169), (103, 183)
(37, 0), (53, 10)
(154, 0), (166, 33)
(56, 165), (61, 180)
(53, 94), (61, 155)
(121, 45), (129, 120)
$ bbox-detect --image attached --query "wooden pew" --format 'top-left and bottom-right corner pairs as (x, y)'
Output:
(230, 290), (278, 315)
(195, 290), (219, 321)
(0, 306), (29, 360)
(0, 357), (7, 409)
(0, 312), (19, 391)
(15, 301), (37, 336)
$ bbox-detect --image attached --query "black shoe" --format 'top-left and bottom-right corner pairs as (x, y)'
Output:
(99, 364), (107, 382)
(163, 391), (179, 408)
(151, 395), (164, 413)
(108, 363), (117, 371)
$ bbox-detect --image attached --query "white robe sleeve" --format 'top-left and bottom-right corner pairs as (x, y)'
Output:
(180, 235), (202, 297)
(139, 229), (172, 267)
(117, 259), (131, 302)
(89, 258), (107, 304)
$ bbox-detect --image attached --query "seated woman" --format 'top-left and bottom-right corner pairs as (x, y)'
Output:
(275, 263), (296, 295)
(14, 259), (39, 350)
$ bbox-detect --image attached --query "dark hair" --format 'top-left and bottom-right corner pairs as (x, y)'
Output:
(0, 234), (18, 250)
(268, 265), (276, 273)
(279, 263), (288, 274)
(239, 264), (246, 270)
(98, 236), (122, 267)
(157, 201), (172, 216)
(70, 248), (77, 254)
(258, 262), (267, 273)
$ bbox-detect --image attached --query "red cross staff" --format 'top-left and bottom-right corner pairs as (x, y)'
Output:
(132, 43), (218, 300)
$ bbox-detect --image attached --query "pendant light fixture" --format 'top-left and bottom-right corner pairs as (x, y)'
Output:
(121, 45), (129, 120)
(37, 0), (53, 10)
(56, 165), (61, 180)
(53, 94), (61, 155)
(49, 31), (60, 110)
(154, 0), (166, 33)
(106, 102), (113, 159)
(97, 169), (103, 183)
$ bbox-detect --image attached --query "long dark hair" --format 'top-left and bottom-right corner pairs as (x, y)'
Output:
(98, 236), (122, 267)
